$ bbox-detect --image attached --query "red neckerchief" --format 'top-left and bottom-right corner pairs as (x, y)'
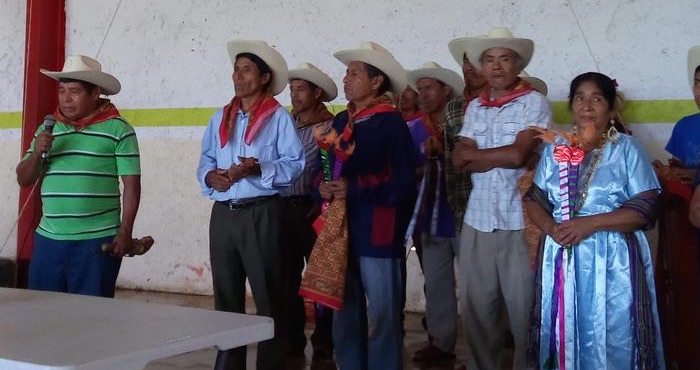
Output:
(336, 95), (397, 160)
(219, 93), (281, 147)
(53, 99), (121, 129)
(478, 79), (534, 108)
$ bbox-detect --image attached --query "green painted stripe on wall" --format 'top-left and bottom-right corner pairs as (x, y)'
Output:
(120, 108), (218, 126)
(551, 99), (697, 125)
(1, 99), (696, 128)
(0, 112), (23, 129)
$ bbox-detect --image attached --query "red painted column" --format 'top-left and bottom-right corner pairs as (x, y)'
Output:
(18, 0), (65, 287)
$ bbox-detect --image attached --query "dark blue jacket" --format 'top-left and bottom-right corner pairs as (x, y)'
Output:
(332, 110), (417, 258)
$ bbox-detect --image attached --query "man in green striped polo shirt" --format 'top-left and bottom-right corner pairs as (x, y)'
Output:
(16, 55), (141, 298)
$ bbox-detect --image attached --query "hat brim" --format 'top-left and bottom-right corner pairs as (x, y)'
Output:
(288, 69), (338, 102)
(462, 37), (534, 71)
(522, 76), (548, 96)
(407, 68), (464, 99)
(688, 46), (700, 91)
(448, 37), (471, 67)
(334, 49), (408, 93)
(227, 40), (289, 96)
(40, 70), (121, 95)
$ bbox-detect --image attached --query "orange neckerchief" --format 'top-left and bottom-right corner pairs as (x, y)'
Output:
(422, 112), (446, 159)
(478, 79), (534, 108)
(336, 95), (397, 160)
(421, 112), (443, 138)
(293, 103), (335, 129)
(53, 99), (121, 129)
(219, 93), (281, 147)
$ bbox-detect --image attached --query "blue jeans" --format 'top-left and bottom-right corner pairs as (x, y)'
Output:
(333, 256), (403, 370)
(28, 233), (122, 297)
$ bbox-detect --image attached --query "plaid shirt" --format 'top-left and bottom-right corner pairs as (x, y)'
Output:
(443, 96), (472, 233)
(458, 91), (551, 232)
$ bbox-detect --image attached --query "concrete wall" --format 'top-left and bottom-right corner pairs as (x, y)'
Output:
(0, 0), (26, 261)
(1, 0), (698, 309)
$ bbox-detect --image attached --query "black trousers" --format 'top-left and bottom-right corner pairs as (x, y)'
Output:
(209, 197), (284, 370)
(280, 196), (333, 354)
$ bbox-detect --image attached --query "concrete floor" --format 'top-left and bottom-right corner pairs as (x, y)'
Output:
(115, 289), (476, 370)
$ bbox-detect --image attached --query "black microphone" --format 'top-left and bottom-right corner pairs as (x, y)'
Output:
(40, 115), (56, 166)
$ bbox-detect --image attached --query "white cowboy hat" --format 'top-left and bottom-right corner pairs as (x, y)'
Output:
(688, 45), (700, 90)
(288, 62), (338, 102)
(448, 34), (486, 67)
(453, 27), (534, 71)
(40, 55), (121, 95)
(407, 62), (465, 98)
(519, 71), (548, 96)
(334, 42), (408, 93)
(227, 39), (289, 96)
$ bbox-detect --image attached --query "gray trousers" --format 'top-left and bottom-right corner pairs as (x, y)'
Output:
(209, 198), (284, 370)
(421, 234), (459, 352)
(458, 223), (534, 370)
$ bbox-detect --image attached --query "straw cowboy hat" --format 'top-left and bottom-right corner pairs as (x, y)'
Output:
(334, 42), (408, 93)
(450, 27), (534, 71)
(407, 62), (465, 98)
(227, 39), (289, 96)
(520, 71), (548, 96)
(688, 45), (700, 90)
(448, 34), (485, 67)
(41, 55), (121, 95)
(288, 62), (338, 102)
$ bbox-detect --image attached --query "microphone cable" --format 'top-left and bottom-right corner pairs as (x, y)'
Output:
(0, 167), (47, 257)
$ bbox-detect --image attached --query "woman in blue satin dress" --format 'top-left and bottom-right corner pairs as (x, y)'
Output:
(524, 72), (665, 369)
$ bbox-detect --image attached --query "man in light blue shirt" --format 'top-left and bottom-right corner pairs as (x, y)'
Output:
(196, 39), (303, 370)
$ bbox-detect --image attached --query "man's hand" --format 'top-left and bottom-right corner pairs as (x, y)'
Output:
(319, 180), (347, 200)
(109, 231), (134, 257)
(34, 131), (54, 160)
(238, 156), (261, 176)
(206, 169), (234, 191)
(226, 164), (248, 184)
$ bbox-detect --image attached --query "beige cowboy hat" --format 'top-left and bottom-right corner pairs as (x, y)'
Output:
(407, 62), (465, 98)
(452, 27), (534, 71)
(288, 62), (338, 102)
(227, 39), (289, 96)
(334, 42), (408, 93)
(448, 34), (486, 67)
(688, 45), (700, 90)
(41, 55), (121, 95)
(519, 71), (548, 96)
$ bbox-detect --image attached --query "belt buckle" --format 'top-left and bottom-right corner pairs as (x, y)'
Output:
(227, 199), (250, 210)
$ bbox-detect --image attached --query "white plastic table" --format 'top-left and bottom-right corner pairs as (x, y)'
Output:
(0, 288), (273, 370)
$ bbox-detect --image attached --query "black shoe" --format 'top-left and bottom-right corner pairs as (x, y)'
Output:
(412, 344), (456, 363)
